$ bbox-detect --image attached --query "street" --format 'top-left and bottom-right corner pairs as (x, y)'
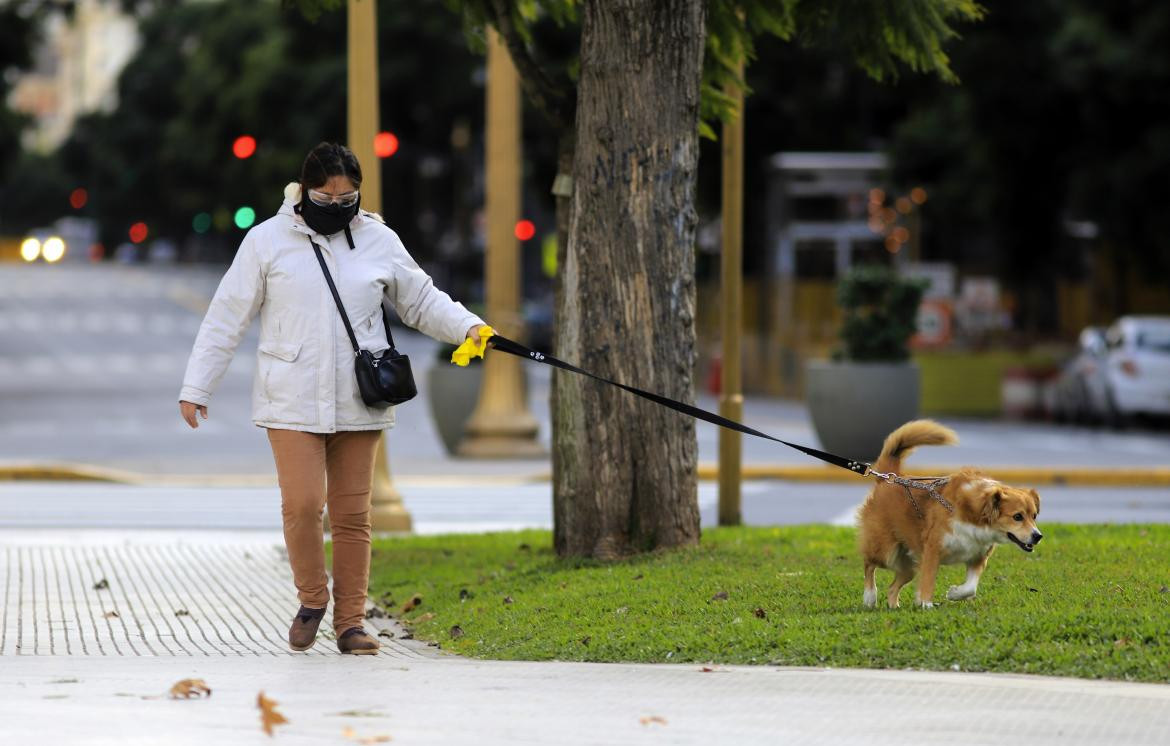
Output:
(3, 262), (1170, 532)
(3, 225), (1169, 746)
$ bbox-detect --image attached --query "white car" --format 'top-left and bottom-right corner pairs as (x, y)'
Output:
(1102, 316), (1170, 422)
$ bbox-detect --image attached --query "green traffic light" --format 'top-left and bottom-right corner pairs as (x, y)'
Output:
(192, 212), (212, 234)
(234, 206), (256, 229)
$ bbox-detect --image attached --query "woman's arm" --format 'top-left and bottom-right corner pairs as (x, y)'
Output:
(178, 231), (266, 411)
(386, 233), (484, 345)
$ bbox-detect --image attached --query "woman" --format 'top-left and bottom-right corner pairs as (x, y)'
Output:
(178, 142), (488, 655)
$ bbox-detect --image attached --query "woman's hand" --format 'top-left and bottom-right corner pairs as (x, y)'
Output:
(466, 324), (494, 348)
(179, 400), (208, 429)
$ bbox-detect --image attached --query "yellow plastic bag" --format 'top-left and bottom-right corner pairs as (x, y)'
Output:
(450, 325), (495, 366)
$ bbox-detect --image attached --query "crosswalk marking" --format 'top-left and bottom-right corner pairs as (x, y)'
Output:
(0, 352), (254, 382)
(0, 310), (203, 336)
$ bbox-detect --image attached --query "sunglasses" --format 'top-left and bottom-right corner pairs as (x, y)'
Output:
(307, 188), (360, 208)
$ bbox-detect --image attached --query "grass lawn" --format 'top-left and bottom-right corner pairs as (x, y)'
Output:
(348, 524), (1170, 682)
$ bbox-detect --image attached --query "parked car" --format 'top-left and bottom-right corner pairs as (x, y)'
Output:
(1051, 326), (1110, 423)
(1101, 316), (1170, 423)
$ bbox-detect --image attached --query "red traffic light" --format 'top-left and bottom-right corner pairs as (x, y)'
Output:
(374, 131), (399, 158)
(514, 220), (536, 241)
(70, 188), (88, 209)
(129, 222), (149, 243)
(232, 135), (257, 159)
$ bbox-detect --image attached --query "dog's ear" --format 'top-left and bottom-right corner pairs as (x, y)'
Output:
(981, 488), (1002, 523)
(1030, 488), (1041, 516)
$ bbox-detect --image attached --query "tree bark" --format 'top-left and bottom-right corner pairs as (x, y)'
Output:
(552, 0), (706, 559)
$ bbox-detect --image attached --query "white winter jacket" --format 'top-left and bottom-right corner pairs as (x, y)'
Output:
(179, 183), (484, 433)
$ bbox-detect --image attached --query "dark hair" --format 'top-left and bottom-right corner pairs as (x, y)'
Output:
(299, 141), (362, 191)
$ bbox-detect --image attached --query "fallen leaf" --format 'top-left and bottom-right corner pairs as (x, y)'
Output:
(503, 595), (514, 604)
(711, 591), (729, 601)
(415, 612), (436, 624)
(93, 578), (109, 590)
(257, 691), (289, 736)
(449, 625), (465, 640)
(333, 709), (388, 718)
(104, 611), (119, 619)
(700, 667), (715, 672)
(174, 609), (190, 616)
(169, 679), (211, 699)
(365, 606), (387, 619)
(753, 607), (767, 619)
(377, 629), (395, 639)
(400, 594), (423, 614)
(640, 716), (668, 726)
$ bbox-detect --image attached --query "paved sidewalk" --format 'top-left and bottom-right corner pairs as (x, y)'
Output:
(3, 530), (1170, 745)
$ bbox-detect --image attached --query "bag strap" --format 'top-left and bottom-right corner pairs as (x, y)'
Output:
(309, 236), (396, 354)
(487, 334), (873, 476)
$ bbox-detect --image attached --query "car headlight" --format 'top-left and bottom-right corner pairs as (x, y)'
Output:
(42, 236), (66, 263)
(20, 237), (41, 262)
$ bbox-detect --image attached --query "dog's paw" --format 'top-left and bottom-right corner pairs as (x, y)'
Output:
(863, 589), (877, 608)
(946, 585), (975, 601)
(915, 600), (935, 609)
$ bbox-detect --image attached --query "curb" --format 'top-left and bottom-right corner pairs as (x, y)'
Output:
(2, 462), (1169, 487)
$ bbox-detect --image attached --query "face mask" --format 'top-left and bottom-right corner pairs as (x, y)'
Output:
(298, 192), (360, 236)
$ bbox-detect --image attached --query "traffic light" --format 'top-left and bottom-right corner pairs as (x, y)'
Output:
(233, 135), (257, 159)
(374, 131), (399, 158)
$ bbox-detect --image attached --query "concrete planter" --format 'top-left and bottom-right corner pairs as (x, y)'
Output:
(805, 360), (921, 464)
(426, 363), (484, 455)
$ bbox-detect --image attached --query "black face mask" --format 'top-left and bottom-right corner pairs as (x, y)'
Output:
(297, 193), (360, 237)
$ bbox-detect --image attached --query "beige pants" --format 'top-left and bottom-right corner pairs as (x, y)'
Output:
(266, 427), (382, 636)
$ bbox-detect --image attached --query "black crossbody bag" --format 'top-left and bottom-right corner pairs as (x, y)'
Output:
(308, 237), (417, 407)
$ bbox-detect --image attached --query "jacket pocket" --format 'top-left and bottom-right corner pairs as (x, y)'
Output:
(258, 341), (302, 362)
(256, 341), (313, 425)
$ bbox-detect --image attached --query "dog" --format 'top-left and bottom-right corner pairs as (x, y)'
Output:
(857, 420), (1043, 609)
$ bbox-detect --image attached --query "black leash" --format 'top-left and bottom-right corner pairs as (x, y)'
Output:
(488, 334), (955, 513)
(488, 334), (873, 476)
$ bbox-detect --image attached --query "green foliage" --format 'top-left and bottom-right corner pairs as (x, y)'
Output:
(1, 0), (483, 251)
(357, 524), (1170, 681)
(0, 4), (42, 198)
(890, 0), (1170, 323)
(834, 265), (928, 362)
(293, 0), (984, 136)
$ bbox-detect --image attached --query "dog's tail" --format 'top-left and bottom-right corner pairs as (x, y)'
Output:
(872, 420), (958, 475)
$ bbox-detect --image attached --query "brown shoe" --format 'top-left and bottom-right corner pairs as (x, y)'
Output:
(289, 605), (326, 651)
(337, 626), (380, 655)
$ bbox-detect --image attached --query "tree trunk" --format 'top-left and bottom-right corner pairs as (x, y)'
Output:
(552, 0), (706, 559)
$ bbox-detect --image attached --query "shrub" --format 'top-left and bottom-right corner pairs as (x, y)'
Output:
(834, 264), (928, 362)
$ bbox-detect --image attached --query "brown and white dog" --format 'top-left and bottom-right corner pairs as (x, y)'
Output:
(857, 420), (1043, 609)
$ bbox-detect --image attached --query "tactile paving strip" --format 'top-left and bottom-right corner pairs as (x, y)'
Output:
(0, 540), (428, 659)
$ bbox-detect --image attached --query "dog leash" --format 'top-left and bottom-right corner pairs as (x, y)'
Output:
(458, 332), (955, 513)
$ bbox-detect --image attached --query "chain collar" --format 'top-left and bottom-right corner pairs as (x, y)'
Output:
(867, 468), (954, 518)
